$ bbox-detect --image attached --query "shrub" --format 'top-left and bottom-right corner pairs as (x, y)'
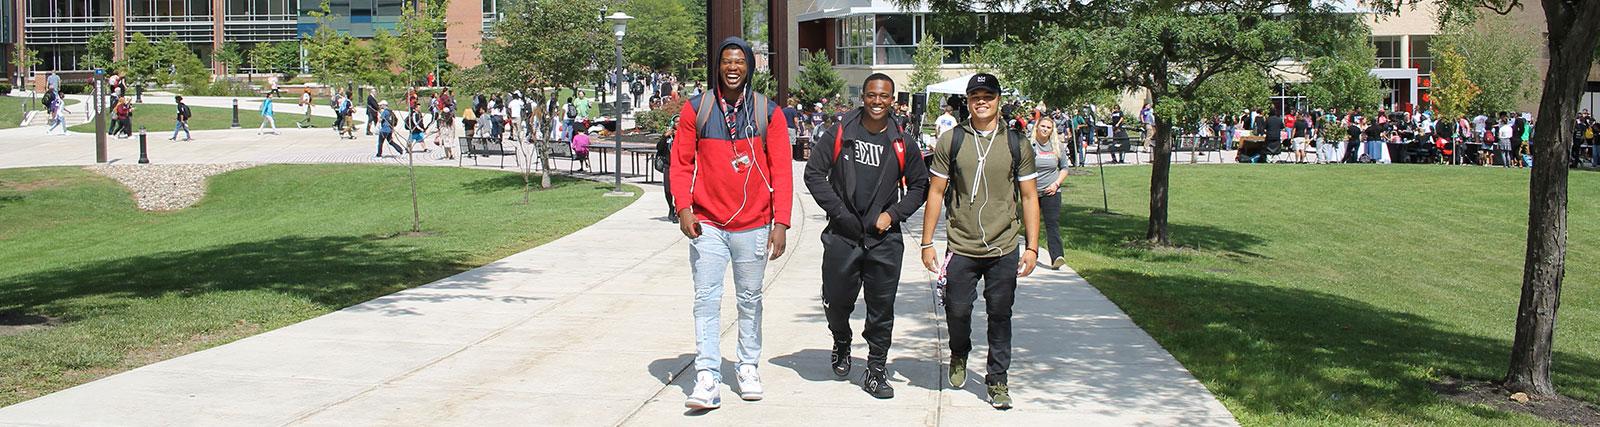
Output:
(0, 83), (12, 94)
(59, 84), (88, 94)
(634, 102), (679, 135)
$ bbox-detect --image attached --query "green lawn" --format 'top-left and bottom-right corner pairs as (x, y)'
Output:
(0, 165), (637, 406)
(1059, 164), (1600, 426)
(0, 96), (81, 130)
(68, 102), (352, 134)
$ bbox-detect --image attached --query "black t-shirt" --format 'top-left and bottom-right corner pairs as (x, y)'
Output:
(1347, 124), (1362, 142)
(1364, 123), (1384, 141)
(1110, 111), (1124, 128)
(842, 122), (894, 212)
(1264, 115), (1285, 141)
(1293, 116), (1310, 137)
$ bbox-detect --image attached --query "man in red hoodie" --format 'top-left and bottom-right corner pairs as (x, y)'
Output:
(671, 36), (792, 410)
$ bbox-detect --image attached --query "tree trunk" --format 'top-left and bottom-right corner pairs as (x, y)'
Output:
(1503, 0), (1600, 397)
(1145, 86), (1171, 245)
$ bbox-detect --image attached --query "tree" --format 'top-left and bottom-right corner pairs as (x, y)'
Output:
(793, 49), (844, 106)
(10, 44), (38, 88)
(250, 42), (301, 80)
(475, 0), (607, 193)
(1300, 32), (1384, 112)
(1436, 0), (1600, 398)
(623, 0), (697, 73)
(395, 0), (448, 86)
(215, 41), (244, 76)
(1430, 45), (1479, 120)
(153, 35), (209, 89)
(1433, 16), (1537, 115)
(915, 0), (1362, 245)
(303, 0), (364, 89)
(1180, 68), (1273, 126)
(122, 33), (160, 88)
(82, 31), (116, 71)
(906, 36), (948, 94)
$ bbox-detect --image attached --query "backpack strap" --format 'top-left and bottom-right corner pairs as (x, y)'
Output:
(753, 93), (770, 144)
(832, 123), (844, 163)
(946, 128), (966, 209)
(693, 93), (715, 137)
(1008, 129), (1023, 200)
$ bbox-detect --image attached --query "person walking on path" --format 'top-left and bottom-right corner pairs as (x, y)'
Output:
(366, 91), (380, 136)
(804, 73), (930, 400)
(374, 101), (404, 157)
(918, 73), (1041, 410)
(111, 96), (133, 138)
(435, 88), (456, 160)
(169, 96), (192, 141)
(298, 89), (314, 128)
(405, 103), (429, 153)
(1030, 115), (1069, 269)
(670, 36), (793, 411)
(258, 96), (278, 135)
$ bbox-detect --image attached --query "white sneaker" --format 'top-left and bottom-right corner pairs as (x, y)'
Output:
(685, 371), (721, 409)
(736, 365), (764, 401)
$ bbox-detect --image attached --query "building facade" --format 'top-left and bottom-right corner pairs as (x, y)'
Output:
(4, 0), (493, 81)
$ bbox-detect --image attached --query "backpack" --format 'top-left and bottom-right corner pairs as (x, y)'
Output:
(178, 104), (192, 121)
(691, 91), (771, 147)
(830, 122), (908, 189)
(945, 126), (1023, 210)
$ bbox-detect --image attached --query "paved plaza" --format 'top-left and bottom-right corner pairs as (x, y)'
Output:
(0, 99), (1238, 426)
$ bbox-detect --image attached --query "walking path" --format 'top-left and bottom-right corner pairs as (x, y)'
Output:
(0, 155), (1237, 425)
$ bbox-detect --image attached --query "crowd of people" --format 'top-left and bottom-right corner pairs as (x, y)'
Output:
(1206, 107), (1542, 167)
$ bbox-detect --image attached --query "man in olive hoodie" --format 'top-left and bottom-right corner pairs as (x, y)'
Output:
(670, 36), (792, 410)
(805, 73), (929, 399)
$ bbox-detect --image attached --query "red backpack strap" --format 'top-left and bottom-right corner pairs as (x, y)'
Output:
(832, 124), (844, 162)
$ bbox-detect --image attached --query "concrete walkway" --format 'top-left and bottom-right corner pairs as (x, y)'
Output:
(0, 159), (1237, 425)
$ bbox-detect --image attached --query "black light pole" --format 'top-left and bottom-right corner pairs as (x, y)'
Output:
(94, 69), (107, 163)
(605, 11), (634, 197)
(231, 98), (241, 128)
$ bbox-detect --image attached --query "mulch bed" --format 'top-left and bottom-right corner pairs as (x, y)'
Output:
(1433, 375), (1600, 426)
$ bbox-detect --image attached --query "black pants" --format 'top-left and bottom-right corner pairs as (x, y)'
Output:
(662, 170), (674, 217)
(944, 251), (1018, 385)
(1039, 191), (1064, 261)
(821, 232), (903, 368)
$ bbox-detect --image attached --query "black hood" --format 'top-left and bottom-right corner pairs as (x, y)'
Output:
(716, 36), (756, 95)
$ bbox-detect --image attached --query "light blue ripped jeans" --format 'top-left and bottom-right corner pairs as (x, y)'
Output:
(690, 224), (770, 381)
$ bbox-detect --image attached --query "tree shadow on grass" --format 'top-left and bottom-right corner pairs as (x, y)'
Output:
(1062, 205), (1269, 263)
(0, 234), (476, 320)
(1080, 267), (1600, 423)
(457, 172), (596, 195)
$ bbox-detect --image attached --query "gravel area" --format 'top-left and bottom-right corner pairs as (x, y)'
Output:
(87, 163), (255, 211)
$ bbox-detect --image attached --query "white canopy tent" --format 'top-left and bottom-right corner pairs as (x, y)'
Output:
(924, 73), (976, 96)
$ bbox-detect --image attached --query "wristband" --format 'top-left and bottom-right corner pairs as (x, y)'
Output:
(1024, 247), (1038, 255)
(920, 242), (935, 249)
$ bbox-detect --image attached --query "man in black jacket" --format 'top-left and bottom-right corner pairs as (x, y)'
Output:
(804, 73), (930, 399)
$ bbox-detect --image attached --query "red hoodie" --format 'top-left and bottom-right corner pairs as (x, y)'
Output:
(670, 90), (793, 231)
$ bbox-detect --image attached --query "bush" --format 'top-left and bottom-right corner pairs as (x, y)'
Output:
(59, 84), (88, 94)
(0, 84), (12, 94)
(182, 80), (256, 97)
(634, 102), (679, 135)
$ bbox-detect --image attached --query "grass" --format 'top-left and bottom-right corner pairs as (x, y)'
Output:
(67, 102), (347, 134)
(0, 164), (637, 406)
(1058, 164), (1600, 426)
(0, 96), (82, 130)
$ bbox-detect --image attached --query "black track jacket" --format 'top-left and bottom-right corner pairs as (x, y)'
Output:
(805, 108), (931, 246)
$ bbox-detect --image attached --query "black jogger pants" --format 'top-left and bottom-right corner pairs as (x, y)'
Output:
(944, 251), (1019, 385)
(820, 232), (903, 368)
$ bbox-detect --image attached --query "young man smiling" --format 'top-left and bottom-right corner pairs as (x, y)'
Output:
(920, 73), (1041, 410)
(804, 73), (930, 399)
(671, 36), (793, 410)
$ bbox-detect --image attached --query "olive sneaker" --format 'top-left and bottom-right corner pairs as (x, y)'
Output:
(988, 382), (1013, 409)
(948, 356), (967, 388)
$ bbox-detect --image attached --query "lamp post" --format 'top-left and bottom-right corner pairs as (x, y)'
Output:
(605, 11), (634, 197)
(138, 126), (150, 164)
(231, 98), (240, 128)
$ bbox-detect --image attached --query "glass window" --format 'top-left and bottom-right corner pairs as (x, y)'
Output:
(1372, 36), (1401, 68)
(875, 14), (913, 47)
(375, 0), (400, 18)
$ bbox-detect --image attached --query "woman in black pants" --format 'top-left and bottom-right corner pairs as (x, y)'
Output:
(1030, 116), (1070, 269)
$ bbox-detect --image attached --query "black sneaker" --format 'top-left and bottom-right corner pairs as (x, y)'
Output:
(861, 366), (894, 399)
(830, 344), (851, 379)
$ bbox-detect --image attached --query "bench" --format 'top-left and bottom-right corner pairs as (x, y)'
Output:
(458, 136), (520, 169)
(545, 140), (589, 171)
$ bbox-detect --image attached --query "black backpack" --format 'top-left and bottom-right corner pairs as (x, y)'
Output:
(945, 126), (1023, 209)
(178, 104), (192, 121)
